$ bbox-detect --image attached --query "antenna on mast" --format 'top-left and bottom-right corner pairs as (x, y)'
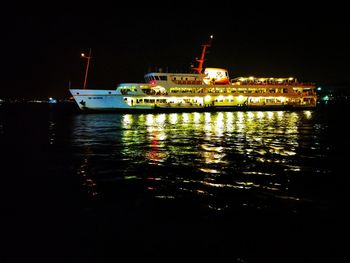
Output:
(192, 35), (213, 74)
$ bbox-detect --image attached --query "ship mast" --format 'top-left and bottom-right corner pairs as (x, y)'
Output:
(192, 35), (213, 74)
(81, 48), (92, 89)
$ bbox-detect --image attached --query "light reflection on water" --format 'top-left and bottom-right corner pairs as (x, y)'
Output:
(71, 110), (330, 212)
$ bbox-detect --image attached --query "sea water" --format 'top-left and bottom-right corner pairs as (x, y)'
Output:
(1, 103), (347, 262)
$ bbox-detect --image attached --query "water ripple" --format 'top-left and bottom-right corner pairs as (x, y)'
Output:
(70, 110), (334, 213)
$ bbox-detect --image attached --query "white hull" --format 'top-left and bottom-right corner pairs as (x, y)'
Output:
(70, 89), (154, 111)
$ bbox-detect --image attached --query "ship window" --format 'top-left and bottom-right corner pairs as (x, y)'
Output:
(160, 76), (167, 81)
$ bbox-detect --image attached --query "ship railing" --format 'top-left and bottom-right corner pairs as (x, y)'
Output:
(232, 82), (315, 86)
(142, 90), (169, 96)
(294, 91), (316, 96)
(231, 80), (315, 85)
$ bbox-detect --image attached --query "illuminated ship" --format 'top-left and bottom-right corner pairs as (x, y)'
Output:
(70, 38), (317, 112)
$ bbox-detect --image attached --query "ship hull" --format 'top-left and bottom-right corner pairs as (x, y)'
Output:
(70, 89), (317, 113)
(70, 89), (154, 111)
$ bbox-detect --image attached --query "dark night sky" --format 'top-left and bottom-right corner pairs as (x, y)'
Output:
(1, 2), (349, 99)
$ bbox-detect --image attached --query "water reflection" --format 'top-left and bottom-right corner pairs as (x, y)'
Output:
(48, 121), (56, 145)
(77, 156), (98, 197)
(71, 110), (328, 213)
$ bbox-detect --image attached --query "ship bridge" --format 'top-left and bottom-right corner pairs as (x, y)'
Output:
(144, 72), (204, 87)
